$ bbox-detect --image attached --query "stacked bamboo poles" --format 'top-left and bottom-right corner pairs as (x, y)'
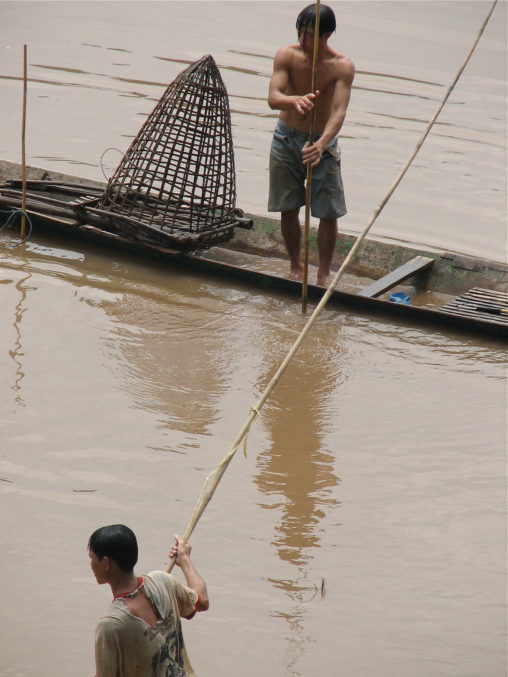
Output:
(166, 0), (498, 572)
(302, 0), (321, 314)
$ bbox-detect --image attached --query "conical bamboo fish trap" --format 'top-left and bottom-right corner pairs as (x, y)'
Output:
(95, 54), (238, 250)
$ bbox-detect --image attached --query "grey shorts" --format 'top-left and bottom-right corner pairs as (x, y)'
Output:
(268, 119), (347, 219)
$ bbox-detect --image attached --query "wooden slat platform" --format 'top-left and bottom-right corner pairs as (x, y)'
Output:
(441, 287), (508, 325)
(359, 255), (434, 298)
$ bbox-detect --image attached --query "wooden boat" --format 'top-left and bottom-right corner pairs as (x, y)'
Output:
(1, 159), (506, 338)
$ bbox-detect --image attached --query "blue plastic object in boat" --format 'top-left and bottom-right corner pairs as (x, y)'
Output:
(389, 292), (411, 305)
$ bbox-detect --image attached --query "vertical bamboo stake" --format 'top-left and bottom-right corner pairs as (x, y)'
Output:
(20, 44), (28, 240)
(301, 1), (321, 313)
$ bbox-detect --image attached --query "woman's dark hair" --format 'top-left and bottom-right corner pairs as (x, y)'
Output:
(296, 3), (336, 37)
(88, 524), (138, 572)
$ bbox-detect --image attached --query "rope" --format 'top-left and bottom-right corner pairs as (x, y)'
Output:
(165, 0), (498, 572)
(1, 209), (33, 244)
(99, 147), (123, 181)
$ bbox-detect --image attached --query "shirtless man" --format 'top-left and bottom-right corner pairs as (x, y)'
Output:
(268, 3), (355, 286)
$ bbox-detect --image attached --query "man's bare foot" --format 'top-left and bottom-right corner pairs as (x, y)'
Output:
(316, 272), (331, 287)
(288, 267), (303, 282)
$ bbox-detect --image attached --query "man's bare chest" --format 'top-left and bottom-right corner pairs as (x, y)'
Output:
(289, 62), (337, 95)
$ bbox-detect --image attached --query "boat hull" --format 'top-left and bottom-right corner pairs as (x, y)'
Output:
(1, 160), (506, 338)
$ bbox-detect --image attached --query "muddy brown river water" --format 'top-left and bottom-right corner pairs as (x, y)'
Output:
(0, 2), (507, 677)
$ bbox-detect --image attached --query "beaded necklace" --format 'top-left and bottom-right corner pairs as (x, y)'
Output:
(113, 576), (144, 600)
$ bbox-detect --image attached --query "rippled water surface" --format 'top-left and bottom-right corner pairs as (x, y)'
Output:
(1, 227), (506, 677)
(0, 3), (507, 677)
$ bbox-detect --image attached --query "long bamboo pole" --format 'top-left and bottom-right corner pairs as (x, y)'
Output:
(166, 0), (497, 573)
(20, 44), (28, 240)
(301, 1), (321, 314)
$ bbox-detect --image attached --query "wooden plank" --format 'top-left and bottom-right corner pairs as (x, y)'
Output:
(358, 255), (434, 298)
(21, 209), (80, 227)
(6, 179), (104, 193)
(441, 287), (508, 325)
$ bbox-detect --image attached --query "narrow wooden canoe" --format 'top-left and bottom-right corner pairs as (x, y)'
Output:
(1, 160), (506, 338)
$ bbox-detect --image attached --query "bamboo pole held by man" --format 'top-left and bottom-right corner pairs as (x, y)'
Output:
(301, 0), (321, 313)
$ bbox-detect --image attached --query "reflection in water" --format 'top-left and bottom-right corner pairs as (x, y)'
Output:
(254, 328), (346, 672)
(76, 262), (232, 442)
(96, 287), (230, 440)
(2, 238), (231, 443)
(256, 392), (340, 567)
(9, 272), (32, 407)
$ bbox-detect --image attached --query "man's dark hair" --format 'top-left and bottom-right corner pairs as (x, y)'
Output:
(88, 524), (138, 572)
(296, 3), (336, 37)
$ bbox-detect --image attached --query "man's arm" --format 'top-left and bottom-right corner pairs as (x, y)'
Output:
(302, 58), (355, 166)
(169, 535), (209, 611)
(268, 46), (317, 117)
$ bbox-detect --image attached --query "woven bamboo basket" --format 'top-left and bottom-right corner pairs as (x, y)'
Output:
(94, 54), (238, 250)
